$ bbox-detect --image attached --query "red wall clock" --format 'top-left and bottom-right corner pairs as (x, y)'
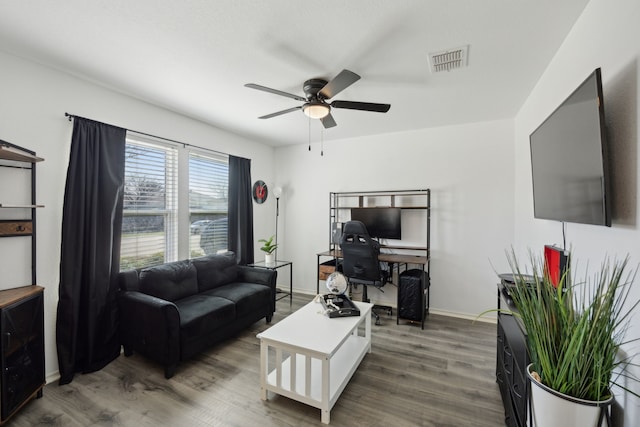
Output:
(252, 180), (268, 204)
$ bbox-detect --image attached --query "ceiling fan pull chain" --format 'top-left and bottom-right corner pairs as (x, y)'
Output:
(321, 127), (324, 156)
(308, 116), (311, 151)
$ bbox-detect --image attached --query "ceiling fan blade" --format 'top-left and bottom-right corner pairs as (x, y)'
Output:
(320, 113), (337, 128)
(258, 106), (302, 119)
(319, 69), (361, 99)
(245, 83), (306, 102)
(331, 100), (391, 113)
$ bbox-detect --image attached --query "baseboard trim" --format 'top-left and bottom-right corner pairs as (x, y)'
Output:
(291, 288), (497, 324)
(46, 371), (61, 385)
(429, 308), (496, 324)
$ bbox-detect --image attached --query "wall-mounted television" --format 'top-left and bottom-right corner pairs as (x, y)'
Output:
(350, 207), (401, 239)
(529, 68), (611, 227)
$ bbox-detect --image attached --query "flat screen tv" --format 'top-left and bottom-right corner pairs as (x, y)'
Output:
(350, 207), (401, 239)
(529, 68), (611, 227)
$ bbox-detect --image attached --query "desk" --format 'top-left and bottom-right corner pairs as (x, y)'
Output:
(249, 260), (293, 305)
(316, 249), (427, 294)
(317, 249), (430, 328)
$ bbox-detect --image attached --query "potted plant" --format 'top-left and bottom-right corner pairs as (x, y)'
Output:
(503, 250), (639, 427)
(259, 235), (277, 264)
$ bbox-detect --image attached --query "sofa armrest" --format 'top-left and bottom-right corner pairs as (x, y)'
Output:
(238, 266), (277, 313)
(117, 291), (181, 368)
(238, 265), (277, 286)
(118, 269), (140, 291)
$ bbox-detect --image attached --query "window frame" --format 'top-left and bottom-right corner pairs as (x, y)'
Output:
(188, 148), (229, 258)
(120, 134), (229, 270)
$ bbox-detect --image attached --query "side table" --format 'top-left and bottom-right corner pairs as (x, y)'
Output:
(249, 260), (293, 305)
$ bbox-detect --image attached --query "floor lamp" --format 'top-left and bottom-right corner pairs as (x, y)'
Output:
(273, 186), (283, 261)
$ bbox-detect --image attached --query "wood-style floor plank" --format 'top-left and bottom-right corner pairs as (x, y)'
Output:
(9, 293), (504, 426)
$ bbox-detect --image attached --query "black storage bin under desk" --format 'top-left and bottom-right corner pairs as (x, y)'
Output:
(397, 269), (429, 328)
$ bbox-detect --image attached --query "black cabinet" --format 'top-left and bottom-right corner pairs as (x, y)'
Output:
(496, 285), (529, 427)
(0, 286), (45, 424)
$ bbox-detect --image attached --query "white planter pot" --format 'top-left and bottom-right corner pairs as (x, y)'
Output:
(526, 364), (612, 427)
(265, 253), (275, 265)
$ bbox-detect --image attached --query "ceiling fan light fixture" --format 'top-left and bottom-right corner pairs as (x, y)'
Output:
(302, 102), (330, 119)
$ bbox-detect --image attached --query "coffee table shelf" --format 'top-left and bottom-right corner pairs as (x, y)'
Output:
(258, 299), (372, 424)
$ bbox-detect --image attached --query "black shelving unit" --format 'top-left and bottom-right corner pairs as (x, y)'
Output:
(0, 141), (45, 424)
(0, 140), (44, 286)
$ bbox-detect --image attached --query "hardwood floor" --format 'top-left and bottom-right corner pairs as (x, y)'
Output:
(11, 293), (504, 426)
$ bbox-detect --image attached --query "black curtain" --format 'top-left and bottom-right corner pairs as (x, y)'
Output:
(228, 155), (254, 265)
(56, 117), (126, 385)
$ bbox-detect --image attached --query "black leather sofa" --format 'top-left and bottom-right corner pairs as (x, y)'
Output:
(117, 252), (276, 378)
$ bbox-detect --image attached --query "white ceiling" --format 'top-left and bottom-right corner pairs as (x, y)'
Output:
(0, 0), (590, 147)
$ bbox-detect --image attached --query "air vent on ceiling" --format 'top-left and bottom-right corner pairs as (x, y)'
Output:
(428, 45), (469, 73)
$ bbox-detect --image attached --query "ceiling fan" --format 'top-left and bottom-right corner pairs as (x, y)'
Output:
(245, 69), (390, 128)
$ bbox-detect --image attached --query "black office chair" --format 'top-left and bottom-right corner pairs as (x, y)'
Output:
(340, 220), (392, 325)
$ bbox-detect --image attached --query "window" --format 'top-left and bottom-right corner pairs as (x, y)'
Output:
(189, 151), (229, 257)
(120, 138), (178, 269)
(120, 135), (228, 270)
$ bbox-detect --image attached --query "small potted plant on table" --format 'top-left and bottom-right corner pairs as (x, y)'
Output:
(259, 235), (277, 264)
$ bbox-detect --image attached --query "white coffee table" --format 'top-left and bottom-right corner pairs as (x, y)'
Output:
(257, 298), (372, 424)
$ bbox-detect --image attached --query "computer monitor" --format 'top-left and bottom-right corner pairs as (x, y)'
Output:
(350, 207), (401, 239)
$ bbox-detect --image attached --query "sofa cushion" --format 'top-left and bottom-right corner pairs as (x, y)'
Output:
(139, 260), (198, 302)
(192, 252), (238, 292)
(175, 294), (235, 339)
(204, 282), (270, 318)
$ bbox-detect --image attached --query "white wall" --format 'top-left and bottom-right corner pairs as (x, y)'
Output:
(514, 0), (640, 423)
(274, 119), (515, 317)
(0, 51), (275, 379)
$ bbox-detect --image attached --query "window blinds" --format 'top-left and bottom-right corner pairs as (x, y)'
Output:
(188, 151), (229, 257)
(120, 138), (178, 269)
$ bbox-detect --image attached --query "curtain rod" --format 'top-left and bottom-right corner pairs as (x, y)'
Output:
(64, 112), (231, 158)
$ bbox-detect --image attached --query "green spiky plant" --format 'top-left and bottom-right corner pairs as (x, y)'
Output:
(504, 250), (640, 402)
(258, 235), (277, 254)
